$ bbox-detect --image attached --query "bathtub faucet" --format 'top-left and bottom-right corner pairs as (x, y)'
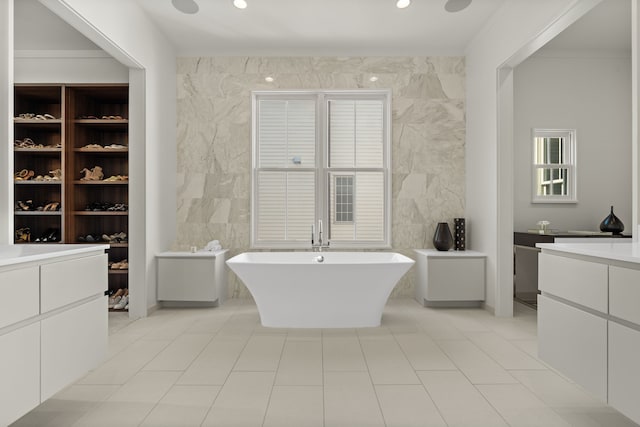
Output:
(311, 220), (330, 252)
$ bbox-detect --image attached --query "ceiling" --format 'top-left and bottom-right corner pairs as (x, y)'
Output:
(13, 0), (631, 56)
(133, 0), (506, 56)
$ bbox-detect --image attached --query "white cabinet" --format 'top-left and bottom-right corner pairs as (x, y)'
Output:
(157, 250), (228, 304)
(608, 322), (640, 424)
(0, 266), (39, 329)
(0, 247), (108, 426)
(41, 297), (108, 401)
(538, 253), (608, 313)
(538, 249), (640, 424)
(40, 254), (107, 313)
(609, 266), (640, 325)
(538, 295), (607, 401)
(0, 323), (40, 427)
(414, 249), (485, 306)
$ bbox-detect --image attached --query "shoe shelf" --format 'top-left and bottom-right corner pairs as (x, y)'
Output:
(73, 180), (129, 185)
(14, 83), (130, 311)
(66, 85), (129, 311)
(13, 85), (64, 245)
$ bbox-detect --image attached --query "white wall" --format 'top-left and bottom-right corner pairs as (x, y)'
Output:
(514, 50), (632, 232)
(40, 0), (177, 317)
(14, 51), (128, 83)
(465, 0), (600, 315)
(0, 0), (13, 245)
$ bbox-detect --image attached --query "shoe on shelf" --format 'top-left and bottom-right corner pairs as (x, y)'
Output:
(80, 166), (104, 181)
(113, 295), (128, 310)
(15, 227), (31, 243)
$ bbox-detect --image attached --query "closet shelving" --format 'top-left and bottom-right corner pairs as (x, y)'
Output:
(13, 84), (130, 311)
(13, 85), (64, 244)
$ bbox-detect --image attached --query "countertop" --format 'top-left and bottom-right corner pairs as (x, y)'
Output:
(536, 241), (640, 265)
(0, 244), (110, 267)
(157, 249), (228, 258)
(414, 249), (485, 257)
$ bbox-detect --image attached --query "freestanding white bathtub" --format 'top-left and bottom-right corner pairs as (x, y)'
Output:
(226, 251), (414, 328)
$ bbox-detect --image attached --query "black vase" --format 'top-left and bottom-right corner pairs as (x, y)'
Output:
(600, 206), (624, 234)
(433, 222), (453, 251)
(454, 218), (466, 251)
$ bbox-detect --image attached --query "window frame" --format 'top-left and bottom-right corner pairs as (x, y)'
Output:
(251, 90), (392, 249)
(531, 128), (577, 204)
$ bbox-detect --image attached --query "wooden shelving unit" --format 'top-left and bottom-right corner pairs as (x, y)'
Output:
(14, 84), (129, 310)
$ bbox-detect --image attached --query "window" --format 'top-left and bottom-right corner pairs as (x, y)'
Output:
(532, 129), (577, 203)
(252, 90), (391, 248)
(334, 176), (354, 223)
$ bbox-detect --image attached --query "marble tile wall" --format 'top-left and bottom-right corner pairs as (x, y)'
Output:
(175, 57), (465, 298)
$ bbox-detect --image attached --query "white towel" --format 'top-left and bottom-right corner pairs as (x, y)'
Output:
(203, 240), (222, 252)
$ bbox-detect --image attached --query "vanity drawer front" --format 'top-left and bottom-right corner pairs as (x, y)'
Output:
(538, 295), (607, 401)
(539, 253), (608, 313)
(40, 254), (107, 313)
(0, 266), (40, 329)
(610, 266), (640, 325)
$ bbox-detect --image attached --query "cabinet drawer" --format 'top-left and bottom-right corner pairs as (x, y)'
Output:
(538, 295), (607, 401)
(0, 266), (39, 329)
(609, 266), (640, 325)
(41, 254), (107, 313)
(538, 253), (608, 313)
(41, 297), (107, 401)
(0, 323), (41, 427)
(608, 322), (640, 424)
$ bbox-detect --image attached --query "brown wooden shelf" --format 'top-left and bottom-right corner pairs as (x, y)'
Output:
(15, 211), (62, 216)
(109, 243), (129, 248)
(74, 119), (129, 125)
(14, 148), (62, 153)
(73, 180), (128, 185)
(74, 148), (128, 153)
(74, 211), (128, 216)
(14, 118), (62, 124)
(109, 269), (129, 275)
(14, 180), (63, 185)
(108, 308), (129, 312)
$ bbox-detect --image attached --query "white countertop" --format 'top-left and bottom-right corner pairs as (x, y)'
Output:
(157, 249), (228, 258)
(0, 244), (110, 267)
(537, 241), (640, 264)
(414, 249), (486, 257)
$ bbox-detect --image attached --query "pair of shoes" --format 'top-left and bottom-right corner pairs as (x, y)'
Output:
(80, 166), (104, 181)
(15, 200), (33, 211)
(104, 144), (127, 149)
(109, 259), (128, 270)
(108, 288), (129, 308)
(78, 234), (102, 242)
(15, 169), (35, 180)
(34, 228), (60, 243)
(101, 115), (123, 120)
(42, 202), (60, 211)
(107, 203), (128, 211)
(34, 113), (56, 120)
(83, 143), (103, 149)
(17, 113), (35, 119)
(14, 138), (43, 148)
(102, 232), (127, 243)
(103, 175), (127, 182)
(15, 227), (30, 242)
(114, 295), (129, 310)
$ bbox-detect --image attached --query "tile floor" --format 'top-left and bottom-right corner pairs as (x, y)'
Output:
(11, 299), (639, 427)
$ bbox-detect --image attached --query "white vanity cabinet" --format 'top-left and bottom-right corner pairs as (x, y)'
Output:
(157, 250), (228, 305)
(413, 249), (485, 306)
(537, 243), (640, 425)
(0, 245), (108, 427)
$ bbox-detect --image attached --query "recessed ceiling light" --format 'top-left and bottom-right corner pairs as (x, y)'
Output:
(233, 0), (248, 9)
(396, 0), (411, 9)
(265, 76), (274, 82)
(445, 0), (472, 13)
(369, 76), (379, 82)
(172, 0), (199, 14)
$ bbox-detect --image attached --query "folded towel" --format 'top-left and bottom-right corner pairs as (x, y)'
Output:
(203, 240), (222, 252)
